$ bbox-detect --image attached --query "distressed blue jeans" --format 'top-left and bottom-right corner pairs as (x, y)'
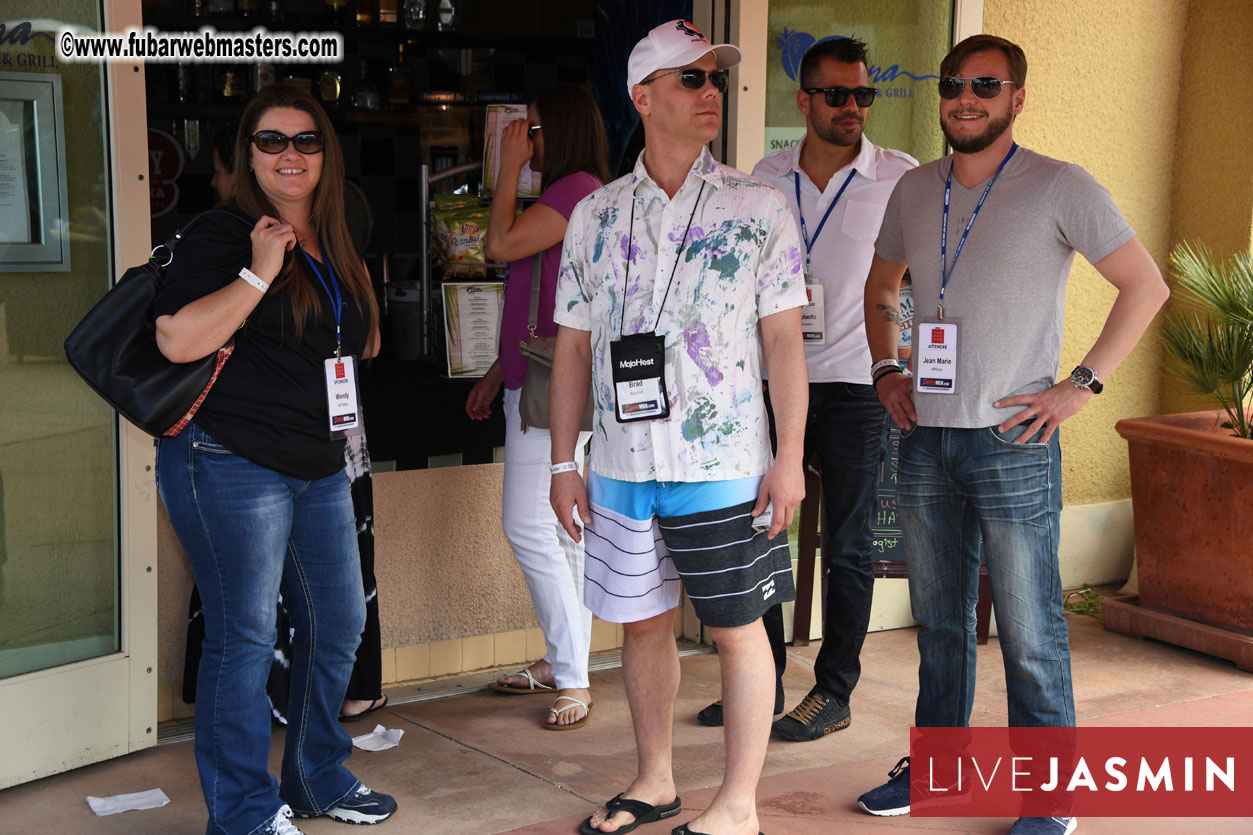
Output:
(899, 424), (1075, 729)
(158, 424), (365, 835)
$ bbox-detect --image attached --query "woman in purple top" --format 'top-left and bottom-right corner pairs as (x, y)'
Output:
(467, 85), (609, 729)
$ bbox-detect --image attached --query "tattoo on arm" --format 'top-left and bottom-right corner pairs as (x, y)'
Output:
(876, 304), (900, 325)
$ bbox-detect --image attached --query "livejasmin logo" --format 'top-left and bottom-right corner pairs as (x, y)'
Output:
(910, 726), (1253, 818)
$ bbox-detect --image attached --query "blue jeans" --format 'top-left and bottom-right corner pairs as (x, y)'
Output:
(899, 424), (1074, 729)
(762, 382), (886, 701)
(158, 424), (365, 835)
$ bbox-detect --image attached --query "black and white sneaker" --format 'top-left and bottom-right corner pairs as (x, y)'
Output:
(299, 785), (398, 825)
(262, 805), (305, 835)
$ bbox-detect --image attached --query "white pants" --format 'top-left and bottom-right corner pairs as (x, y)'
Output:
(501, 387), (593, 689)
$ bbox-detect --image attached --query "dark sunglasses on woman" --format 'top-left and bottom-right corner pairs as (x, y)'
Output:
(642, 67), (730, 92)
(251, 130), (325, 154)
(803, 85), (878, 108)
(937, 76), (1017, 100)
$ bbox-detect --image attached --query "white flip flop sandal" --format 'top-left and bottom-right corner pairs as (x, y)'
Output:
(545, 695), (593, 730)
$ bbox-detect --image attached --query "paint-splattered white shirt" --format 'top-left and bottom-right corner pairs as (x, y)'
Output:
(555, 147), (807, 483)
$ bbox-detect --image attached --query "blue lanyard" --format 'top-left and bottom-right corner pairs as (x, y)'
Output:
(794, 168), (856, 275)
(939, 142), (1018, 319)
(301, 242), (344, 358)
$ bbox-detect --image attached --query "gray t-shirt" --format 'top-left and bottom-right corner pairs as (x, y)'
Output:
(875, 146), (1135, 428)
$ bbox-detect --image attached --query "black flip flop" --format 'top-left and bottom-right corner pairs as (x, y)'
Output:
(339, 694), (389, 723)
(671, 827), (764, 835)
(578, 793), (681, 835)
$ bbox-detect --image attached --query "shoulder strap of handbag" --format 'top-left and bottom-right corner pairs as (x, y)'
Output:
(527, 253), (542, 337)
(156, 209), (253, 269)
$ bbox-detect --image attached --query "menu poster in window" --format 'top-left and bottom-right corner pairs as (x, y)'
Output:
(482, 104), (540, 199)
(442, 281), (504, 378)
(0, 99), (32, 243)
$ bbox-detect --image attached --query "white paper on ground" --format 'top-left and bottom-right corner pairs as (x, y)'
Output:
(352, 723), (404, 751)
(86, 788), (171, 816)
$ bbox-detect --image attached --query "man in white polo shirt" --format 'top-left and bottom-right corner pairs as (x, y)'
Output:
(548, 19), (809, 835)
(696, 37), (919, 743)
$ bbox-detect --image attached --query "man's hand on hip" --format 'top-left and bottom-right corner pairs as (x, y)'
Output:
(994, 380), (1092, 444)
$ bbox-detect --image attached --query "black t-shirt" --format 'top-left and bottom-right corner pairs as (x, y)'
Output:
(153, 210), (369, 480)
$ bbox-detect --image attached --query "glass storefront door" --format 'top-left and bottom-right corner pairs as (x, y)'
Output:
(0, 0), (156, 788)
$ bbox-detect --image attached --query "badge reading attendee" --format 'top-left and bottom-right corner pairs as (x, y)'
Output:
(610, 333), (669, 422)
(802, 281), (825, 344)
(916, 321), (958, 394)
(324, 355), (364, 437)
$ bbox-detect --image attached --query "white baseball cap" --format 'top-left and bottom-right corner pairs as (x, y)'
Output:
(626, 20), (742, 92)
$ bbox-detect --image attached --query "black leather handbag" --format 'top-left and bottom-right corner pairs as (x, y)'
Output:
(64, 210), (252, 437)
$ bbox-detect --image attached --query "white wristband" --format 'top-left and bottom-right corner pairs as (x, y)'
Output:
(550, 461), (578, 475)
(239, 267), (270, 294)
(870, 358), (900, 376)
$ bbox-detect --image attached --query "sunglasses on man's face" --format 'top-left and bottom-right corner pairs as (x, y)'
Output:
(803, 86), (878, 108)
(643, 67), (729, 93)
(251, 130), (325, 155)
(937, 76), (1017, 100)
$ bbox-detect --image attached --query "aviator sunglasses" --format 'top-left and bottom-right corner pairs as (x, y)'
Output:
(937, 76), (1017, 100)
(642, 67), (730, 92)
(250, 130), (325, 154)
(803, 85), (878, 108)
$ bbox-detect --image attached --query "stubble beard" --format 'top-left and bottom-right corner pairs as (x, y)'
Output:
(814, 113), (863, 148)
(941, 110), (1012, 154)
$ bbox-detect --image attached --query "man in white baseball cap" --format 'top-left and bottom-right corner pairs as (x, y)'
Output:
(625, 19), (742, 91)
(550, 17), (808, 835)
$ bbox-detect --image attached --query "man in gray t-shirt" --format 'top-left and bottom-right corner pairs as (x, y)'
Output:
(855, 35), (1169, 833)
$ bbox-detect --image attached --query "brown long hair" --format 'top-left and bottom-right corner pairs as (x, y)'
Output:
(232, 85), (378, 342)
(533, 85), (611, 190)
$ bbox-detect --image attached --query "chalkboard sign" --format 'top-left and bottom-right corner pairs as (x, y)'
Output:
(871, 420), (905, 558)
(871, 274), (912, 557)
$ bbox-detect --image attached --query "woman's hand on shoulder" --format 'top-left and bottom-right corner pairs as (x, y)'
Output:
(250, 215), (296, 281)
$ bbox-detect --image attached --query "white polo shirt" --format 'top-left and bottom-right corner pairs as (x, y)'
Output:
(753, 135), (917, 383)
(555, 147), (807, 483)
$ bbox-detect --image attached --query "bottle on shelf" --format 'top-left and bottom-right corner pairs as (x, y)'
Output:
(378, 0), (399, 27)
(386, 42), (413, 111)
(237, 0), (258, 17)
(262, 0), (284, 24)
(219, 65), (248, 103)
(324, 0), (350, 27)
(354, 0), (375, 27)
(434, 0), (455, 31)
(348, 59), (380, 111)
(402, 0), (426, 30)
(318, 69), (344, 113)
(249, 62), (277, 95)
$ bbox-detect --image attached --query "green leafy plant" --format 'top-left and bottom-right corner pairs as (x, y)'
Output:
(1064, 585), (1103, 621)
(1160, 242), (1253, 439)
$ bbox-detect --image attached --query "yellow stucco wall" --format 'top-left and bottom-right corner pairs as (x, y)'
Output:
(982, 0), (1189, 504)
(1163, 0), (1253, 413)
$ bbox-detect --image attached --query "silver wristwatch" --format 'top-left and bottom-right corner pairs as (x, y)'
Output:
(1069, 365), (1103, 394)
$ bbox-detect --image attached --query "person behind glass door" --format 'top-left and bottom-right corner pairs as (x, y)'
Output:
(153, 84), (398, 834)
(466, 84), (610, 729)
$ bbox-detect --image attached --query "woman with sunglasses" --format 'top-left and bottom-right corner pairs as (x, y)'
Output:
(153, 85), (395, 834)
(466, 84), (610, 729)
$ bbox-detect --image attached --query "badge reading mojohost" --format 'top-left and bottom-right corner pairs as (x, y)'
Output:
(916, 322), (957, 394)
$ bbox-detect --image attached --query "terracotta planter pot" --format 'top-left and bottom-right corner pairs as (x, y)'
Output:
(1114, 410), (1253, 633)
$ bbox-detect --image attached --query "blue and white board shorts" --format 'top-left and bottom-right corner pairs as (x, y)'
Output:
(583, 472), (796, 627)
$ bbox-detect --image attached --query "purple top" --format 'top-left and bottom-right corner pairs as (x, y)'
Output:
(499, 170), (602, 389)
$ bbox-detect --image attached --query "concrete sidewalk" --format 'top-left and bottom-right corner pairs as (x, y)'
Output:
(2, 614), (1249, 834)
